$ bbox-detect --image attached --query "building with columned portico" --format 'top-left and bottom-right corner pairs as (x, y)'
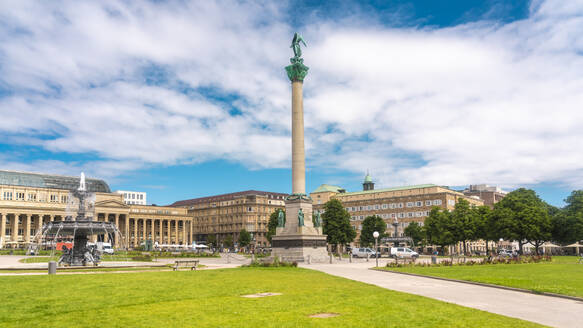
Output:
(0, 170), (192, 249)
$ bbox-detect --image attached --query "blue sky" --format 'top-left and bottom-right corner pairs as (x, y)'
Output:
(0, 0), (581, 207)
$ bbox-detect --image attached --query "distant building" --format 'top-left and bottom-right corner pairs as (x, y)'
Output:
(311, 175), (484, 246)
(462, 184), (507, 208)
(171, 190), (287, 247)
(116, 190), (147, 205)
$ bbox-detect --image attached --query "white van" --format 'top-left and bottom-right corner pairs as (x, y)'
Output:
(390, 247), (418, 259)
(96, 242), (114, 255)
(351, 247), (378, 258)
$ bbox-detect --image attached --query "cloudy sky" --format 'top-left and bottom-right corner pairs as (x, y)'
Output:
(1, 0), (581, 206)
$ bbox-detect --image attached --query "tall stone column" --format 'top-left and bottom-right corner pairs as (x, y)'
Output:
(114, 214), (120, 248)
(158, 219), (163, 244)
(0, 213), (5, 248)
(272, 33), (328, 263)
(142, 219), (146, 243)
(24, 214), (31, 243)
(133, 219), (138, 247)
(12, 214), (19, 243)
(175, 220), (179, 244)
(166, 220), (171, 244)
(150, 219), (155, 241)
(103, 214), (109, 243)
(125, 215), (130, 246)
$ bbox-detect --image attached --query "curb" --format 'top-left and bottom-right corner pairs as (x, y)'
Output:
(371, 268), (583, 303)
(0, 263), (169, 271)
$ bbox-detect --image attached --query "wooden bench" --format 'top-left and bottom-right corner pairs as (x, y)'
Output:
(173, 260), (199, 271)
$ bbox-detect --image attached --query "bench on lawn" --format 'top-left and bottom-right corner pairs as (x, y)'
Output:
(173, 260), (199, 271)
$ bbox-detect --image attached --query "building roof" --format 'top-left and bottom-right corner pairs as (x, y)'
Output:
(312, 184), (344, 193)
(341, 184), (438, 196)
(0, 170), (111, 193)
(363, 174), (373, 183)
(170, 190), (289, 207)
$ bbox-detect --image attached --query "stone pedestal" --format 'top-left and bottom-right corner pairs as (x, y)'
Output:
(272, 196), (328, 262)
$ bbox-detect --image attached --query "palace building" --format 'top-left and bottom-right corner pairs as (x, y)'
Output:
(0, 170), (192, 249)
(171, 190), (287, 247)
(310, 174), (484, 245)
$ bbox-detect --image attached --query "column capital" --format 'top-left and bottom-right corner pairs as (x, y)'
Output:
(285, 59), (309, 82)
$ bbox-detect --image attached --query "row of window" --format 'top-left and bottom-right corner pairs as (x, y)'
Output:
(352, 221), (425, 231)
(351, 211), (431, 221)
(124, 193), (144, 200)
(345, 200), (443, 212)
(2, 191), (68, 203)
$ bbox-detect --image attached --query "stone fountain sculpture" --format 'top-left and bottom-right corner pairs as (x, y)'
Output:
(41, 173), (118, 266)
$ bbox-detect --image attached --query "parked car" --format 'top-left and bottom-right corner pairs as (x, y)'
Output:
(498, 249), (514, 257)
(351, 247), (378, 258)
(390, 247), (419, 259)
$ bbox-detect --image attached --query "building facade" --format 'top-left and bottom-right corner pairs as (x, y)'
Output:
(310, 176), (484, 245)
(462, 184), (507, 208)
(0, 170), (192, 249)
(115, 190), (147, 205)
(171, 190), (287, 247)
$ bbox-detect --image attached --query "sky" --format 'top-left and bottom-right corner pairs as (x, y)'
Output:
(0, 0), (582, 207)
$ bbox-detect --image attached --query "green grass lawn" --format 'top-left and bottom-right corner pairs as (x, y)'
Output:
(382, 256), (583, 298)
(0, 267), (542, 328)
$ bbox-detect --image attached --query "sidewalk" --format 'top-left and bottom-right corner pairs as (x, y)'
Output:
(302, 260), (583, 328)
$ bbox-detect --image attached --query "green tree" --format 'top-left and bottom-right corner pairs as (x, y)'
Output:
(238, 229), (251, 248)
(206, 234), (217, 248)
(493, 188), (551, 254)
(266, 209), (284, 244)
(359, 215), (386, 247)
(322, 199), (356, 255)
(404, 221), (425, 247)
(224, 235), (233, 248)
(424, 207), (456, 253)
(473, 205), (495, 254)
(552, 191), (583, 245)
(450, 199), (477, 255)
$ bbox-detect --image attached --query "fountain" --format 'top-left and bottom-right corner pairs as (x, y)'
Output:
(35, 173), (121, 266)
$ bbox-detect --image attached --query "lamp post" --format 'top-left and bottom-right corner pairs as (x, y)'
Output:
(373, 231), (379, 267)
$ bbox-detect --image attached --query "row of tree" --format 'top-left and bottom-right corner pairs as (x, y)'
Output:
(405, 189), (583, 255)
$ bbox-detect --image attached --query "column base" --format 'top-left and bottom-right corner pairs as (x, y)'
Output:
(272, 234), (328, 263)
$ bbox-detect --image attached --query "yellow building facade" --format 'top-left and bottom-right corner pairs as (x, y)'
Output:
(172, 191), (287, 247)
(310, 175), (484, 246)
(0, 171), (192, 249)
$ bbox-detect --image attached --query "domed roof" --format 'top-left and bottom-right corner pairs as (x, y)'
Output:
(364, 174), (373, 183)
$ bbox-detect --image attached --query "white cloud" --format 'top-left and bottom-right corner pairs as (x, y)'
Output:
(0, 0), (582, 189)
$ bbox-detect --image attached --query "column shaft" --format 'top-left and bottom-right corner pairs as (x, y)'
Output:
(125, 215), (130, 247)
(142, 219), (146, 242)
(166, 220), (171, 244)
(11, 214), (18, 243)
(103, 214), (109, 243)
(133, 219), (138, 247)
(175, 220), (179, 244)
(158, 219), (163, 244)
(24, 215), (31, 243)
(150, 219), (155, 241)
(291, 81), (306, 194)
(0, 213), (5, 248)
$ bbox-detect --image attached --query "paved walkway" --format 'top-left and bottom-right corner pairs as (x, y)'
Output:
(302, 260), (583, 328)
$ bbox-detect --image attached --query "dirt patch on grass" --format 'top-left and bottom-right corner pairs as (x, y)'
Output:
(241, 292), (282, 298)
(309, 313), (340, 318)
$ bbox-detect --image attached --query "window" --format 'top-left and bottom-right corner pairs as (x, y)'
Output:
(433, 199), (442, 205)
(247, 207), (253, 212)
(16, 192), (25, 201)
(358, 225), (362, 230)
(406, 202), (414, 208)
(50, 194), (58, 202)
(28, 193), (36, 201)
(382, 204), (388, 209)
(416, 211), (423, 217)
(374, 205), (380, 210)
(425, 200), (432, 206)
(408, 212), (414, 218)
(132, 194), (136, 199)
(398, 212), (405, 218)
(448, 199), (456, 206)
(390, 213), (396, 218)
(61, 195), (68, 203)
(3, 191), (12, 200)
(398, 203), (404, 208)
(367, 205), (372, 210)
(415, 201), (422, 207)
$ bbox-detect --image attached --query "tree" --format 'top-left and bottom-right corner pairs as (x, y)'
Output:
(206, 234), (217, 248)
(493, 188), (551, 255)
(552, 191), (583, 245)
(450, 199), (477, 255)
(359, 215), (386, 247)
(322, 199), (356, 255)
(473, 205), (495, 254)
(267, 209), (284, 244)
(238, 229), (251, 248)
(424, 207), (456, 253)
(224, 235), (233, 248)
(404, 222), (425, 247)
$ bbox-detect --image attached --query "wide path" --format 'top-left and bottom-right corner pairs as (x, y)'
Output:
(303, 260), (583, 328)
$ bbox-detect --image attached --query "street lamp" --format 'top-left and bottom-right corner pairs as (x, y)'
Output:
(373, 231), (379, 267)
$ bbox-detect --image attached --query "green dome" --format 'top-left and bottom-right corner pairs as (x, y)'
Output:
(364, 174), (373, 183)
